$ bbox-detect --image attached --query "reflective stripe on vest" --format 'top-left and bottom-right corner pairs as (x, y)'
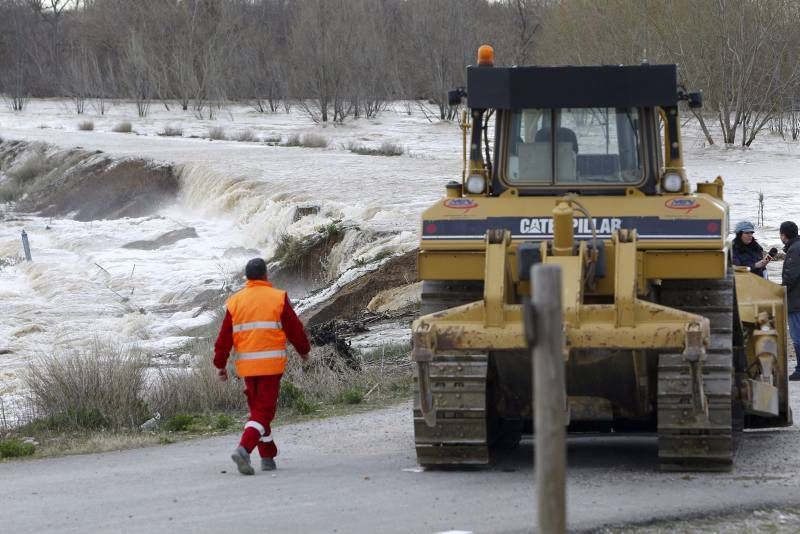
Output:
(227, 280), (288, 377)
(237, 350), (287, 360)
(232, 321), (282, 333)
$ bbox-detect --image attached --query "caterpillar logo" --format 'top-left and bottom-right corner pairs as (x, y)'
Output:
(519, 217), (623, 236)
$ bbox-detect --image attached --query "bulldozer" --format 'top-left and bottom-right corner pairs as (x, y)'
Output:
(411, 45), (792, 472)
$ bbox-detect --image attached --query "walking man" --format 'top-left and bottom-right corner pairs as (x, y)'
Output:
(779, 221), (800, 381)
(214, 258), (311, 474)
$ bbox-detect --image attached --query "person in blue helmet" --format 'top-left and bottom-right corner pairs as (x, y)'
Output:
(731, 220), (772, 277)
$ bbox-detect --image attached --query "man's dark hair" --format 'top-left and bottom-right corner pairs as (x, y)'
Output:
(245, 258), (268, 280)
(780, 221), (799, 240)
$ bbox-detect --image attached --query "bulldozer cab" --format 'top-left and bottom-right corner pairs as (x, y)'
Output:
(460, 60), (701, 198)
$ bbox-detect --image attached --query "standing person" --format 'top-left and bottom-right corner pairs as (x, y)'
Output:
(780, 221), (800, 381)
(214, 258), (311, 474)
(731, 220), (771, 277)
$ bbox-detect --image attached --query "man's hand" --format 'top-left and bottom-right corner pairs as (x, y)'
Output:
(217, 367), (228, 382)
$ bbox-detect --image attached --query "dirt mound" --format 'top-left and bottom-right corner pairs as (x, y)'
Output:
(300, 250), (417, 328)
(0, 140), (179, 220)
(122, 227), (198, 250)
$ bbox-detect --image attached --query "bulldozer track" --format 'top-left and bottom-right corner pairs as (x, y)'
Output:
(414, 280), (491, 467)
(413, 353), (490, 466)
(657, 273), (734, 472)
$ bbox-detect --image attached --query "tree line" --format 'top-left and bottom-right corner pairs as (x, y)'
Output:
(0, 0), (543, 122)
(1, 0), (799, 146)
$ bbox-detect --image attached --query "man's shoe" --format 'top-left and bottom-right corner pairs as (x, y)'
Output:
(261, 457), (276, 471)
(789, 369), (800, 381)
(231, 446), (255, 475)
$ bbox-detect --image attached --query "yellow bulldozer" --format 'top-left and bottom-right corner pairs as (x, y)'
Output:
(411, 45), (792, 471)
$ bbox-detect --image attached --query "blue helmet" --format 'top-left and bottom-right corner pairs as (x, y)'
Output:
(734, 220), (755, 234)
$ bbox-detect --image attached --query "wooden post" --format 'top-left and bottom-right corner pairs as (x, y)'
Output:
(21, 230), (32, 261)
(532, 264), (566, 534)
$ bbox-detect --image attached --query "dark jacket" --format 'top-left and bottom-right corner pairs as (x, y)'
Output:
(782, 237), (800, 313)
(731, 237), (766, 277)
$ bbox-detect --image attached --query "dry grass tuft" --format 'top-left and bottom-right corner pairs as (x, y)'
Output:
(159, 125), (183, 137)
(23, 342), (150, 430)
(207, 126), (227, 140)
(347, 141), (404, 157)
(112, 121), (133, 133)
(282, 133), (329, 148)
(234, 129), (257, 142)
(278, 342), (412, 414)
(77, 120), (94, 131)
(148, 360), (245, 419)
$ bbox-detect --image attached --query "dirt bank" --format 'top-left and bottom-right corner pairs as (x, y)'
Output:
(0, 139), (178, 220)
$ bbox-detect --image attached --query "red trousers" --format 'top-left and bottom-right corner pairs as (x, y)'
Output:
(239, 374), (282, 458)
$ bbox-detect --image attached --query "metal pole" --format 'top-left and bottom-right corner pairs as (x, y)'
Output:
(21, 230), (32, 261)
(532, 264), (566, 534)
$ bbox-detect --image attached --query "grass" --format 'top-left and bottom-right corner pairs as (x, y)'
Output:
(234, 129), (257, 142)
(0, 439), (35, 458)
(208, 126), (227, 140)
(282, 133), (329, 148)
(272, 233), (304, 265)
(316, 220), (345, 240)
(112, 121), (133, 133)
(149, 361), (244, 419)
(2, 325), (411, 460)
(159, 125), (183, 137)
(347, 140), (404, 156)
(23, 342), (150, 430)
(77, 120), (94, 131)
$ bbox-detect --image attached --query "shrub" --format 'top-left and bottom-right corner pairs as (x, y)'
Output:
(234, 129), (257, 142)
(160, 125), (183, 137)
(23, 343), (150, 430)
(112, 121), (133, 133)
(214, 413), (234, 431)
(208, 126), (227, 140)
(338, 389), (363, 405)
(282, 133), (329, 148)
(163, 414), (198, 432)
(0, 439), (35, 458)
(347, 141), (404, 157)
(77, 120), (94, 131)
(278, 381), (315, 414)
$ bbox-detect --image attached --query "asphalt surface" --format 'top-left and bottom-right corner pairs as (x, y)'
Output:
(2, 398), (800, 534)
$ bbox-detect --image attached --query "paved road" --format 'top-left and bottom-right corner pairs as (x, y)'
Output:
(2, 399), (800, 534)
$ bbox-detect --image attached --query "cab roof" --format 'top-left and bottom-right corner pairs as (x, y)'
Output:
(466, 64), (678, 110)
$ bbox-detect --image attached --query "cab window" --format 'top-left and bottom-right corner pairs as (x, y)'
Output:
(506, 107), (643, 185)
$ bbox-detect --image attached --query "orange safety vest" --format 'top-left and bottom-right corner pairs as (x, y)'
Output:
(226, 280), (288, 377)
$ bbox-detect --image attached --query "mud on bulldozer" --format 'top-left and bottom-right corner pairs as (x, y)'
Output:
(411, 45), (792, 472)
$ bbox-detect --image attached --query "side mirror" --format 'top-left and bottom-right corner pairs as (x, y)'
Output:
(678, 88), (703, 109)
(448, 88), (466, 107)
(687, 91), (702, 109)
